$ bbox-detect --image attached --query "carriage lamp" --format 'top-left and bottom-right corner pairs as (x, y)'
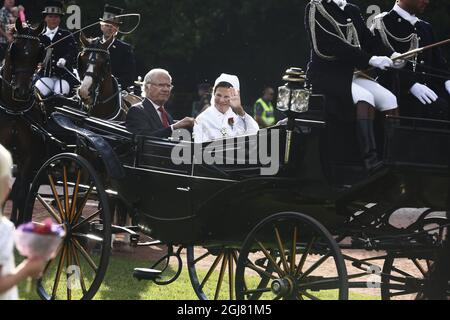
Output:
(277, 68), (310, 165)
(276, 67), (310, 114)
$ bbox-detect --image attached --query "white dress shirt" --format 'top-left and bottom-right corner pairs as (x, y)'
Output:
(194, 106), (259, 143)
(44, 26), (59, 41)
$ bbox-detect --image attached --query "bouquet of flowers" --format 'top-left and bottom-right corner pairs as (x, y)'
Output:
(14, 218), (65, 261)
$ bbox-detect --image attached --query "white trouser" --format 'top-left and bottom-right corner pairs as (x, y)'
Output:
(35, 77), (70, 97)
(352, 76), (398, 112)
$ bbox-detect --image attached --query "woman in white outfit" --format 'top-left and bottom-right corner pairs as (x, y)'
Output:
(194, 74), (260, 144)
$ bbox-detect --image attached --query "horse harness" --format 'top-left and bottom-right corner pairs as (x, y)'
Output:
(79, 45), (125, 120)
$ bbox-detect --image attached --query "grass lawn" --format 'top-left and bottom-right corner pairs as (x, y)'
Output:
(16, 253), (379, 300)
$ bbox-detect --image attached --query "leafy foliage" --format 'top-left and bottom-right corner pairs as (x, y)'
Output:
(19, 1), (450, 117)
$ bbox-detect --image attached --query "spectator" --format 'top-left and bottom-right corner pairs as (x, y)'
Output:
(0, 0), (15, 63)
(10, 5), (25, 24)
(192, 83), (212, 117)
(0, 144), (46, 300)
(253, 86), (276, 128)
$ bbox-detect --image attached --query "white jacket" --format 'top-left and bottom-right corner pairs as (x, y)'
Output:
(194, 106), (259, 144)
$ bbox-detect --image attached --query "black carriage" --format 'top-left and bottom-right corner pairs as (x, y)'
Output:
(22, 69), (450, 301)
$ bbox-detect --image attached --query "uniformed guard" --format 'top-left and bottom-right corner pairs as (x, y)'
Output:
(371, 0), (450, 120)
(253, 87), (276, 128)
(35, 0), (78, 97)
(99, 4), (136, 91)
(305, 0), (402, 170)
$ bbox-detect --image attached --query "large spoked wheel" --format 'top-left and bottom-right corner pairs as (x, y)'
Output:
(24, 153), (111, 300)
(236, 212), (348, 300)
(381, 216), (449, 300)
(187, 246), (241, 300)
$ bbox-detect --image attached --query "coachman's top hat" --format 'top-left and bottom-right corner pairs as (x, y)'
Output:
(42, 0), (65, 16)
(100, 4), (124, 26)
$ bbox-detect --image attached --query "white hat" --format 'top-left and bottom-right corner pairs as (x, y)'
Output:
(214, 73), (240, 91)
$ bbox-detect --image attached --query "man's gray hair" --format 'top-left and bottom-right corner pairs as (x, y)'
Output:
(143, 68), (172, 85)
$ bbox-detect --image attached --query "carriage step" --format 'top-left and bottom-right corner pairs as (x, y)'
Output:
(133, 268), (162, 281)
(111, 226), (140, 246)
(137, 240), (162, 247)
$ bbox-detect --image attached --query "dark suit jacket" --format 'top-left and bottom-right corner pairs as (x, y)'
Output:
(109, 39), (136, 90)
(126, 98), (174, 138)
(38, 28), (78, 85)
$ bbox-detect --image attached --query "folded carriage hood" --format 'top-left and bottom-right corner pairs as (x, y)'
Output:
(51, 112), (125, 179)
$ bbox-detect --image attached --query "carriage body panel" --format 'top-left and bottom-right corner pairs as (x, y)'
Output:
(111, 115), (348, 244)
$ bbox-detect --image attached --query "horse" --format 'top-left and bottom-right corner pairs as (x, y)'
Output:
(77, 33), (129, 121)
(0, 20), (46, 224)
(77, 33), (141, 230)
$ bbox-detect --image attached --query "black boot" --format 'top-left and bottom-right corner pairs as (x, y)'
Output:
(356, 119), (381, 172)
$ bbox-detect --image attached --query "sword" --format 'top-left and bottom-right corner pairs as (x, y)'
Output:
(355, 38), (450, 78)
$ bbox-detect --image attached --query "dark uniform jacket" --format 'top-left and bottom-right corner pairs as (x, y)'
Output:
(126, 98), (174, 138)
(109, 38), (136, 90)
(373, 10), (449, 118)
(305, 1), (393, 121)
(38, 27), (78, 86)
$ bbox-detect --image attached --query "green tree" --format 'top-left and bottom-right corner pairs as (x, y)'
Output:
(26, 1), (450, 117)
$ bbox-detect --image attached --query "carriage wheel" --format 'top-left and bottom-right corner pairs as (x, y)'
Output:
(187, 246), (241, 300)
(24, 153), (111, 300)
(381, 216), (449, 300)
(381, 254), (437, 300)
(236, 212), (348, 300)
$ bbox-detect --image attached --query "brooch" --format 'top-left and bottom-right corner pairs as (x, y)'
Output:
(228, 117), (235, 130)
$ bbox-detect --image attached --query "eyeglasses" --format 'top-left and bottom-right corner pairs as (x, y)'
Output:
(149, 82), (174, 90)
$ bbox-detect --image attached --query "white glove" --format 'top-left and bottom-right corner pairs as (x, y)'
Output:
(369, 56), (394, 70)
(391, 52), (406, 69)
(56, 58), (66, 68)
(445, 80), (450, 95)
(410, 83), (438, 105)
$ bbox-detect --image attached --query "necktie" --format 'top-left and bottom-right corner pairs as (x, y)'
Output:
(159, 106), (170, 128)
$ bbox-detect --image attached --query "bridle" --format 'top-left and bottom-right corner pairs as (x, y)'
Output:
(1, 33), (44, 102)
(81, 47), (111, 83)
(79, 44), (124, 120)
(79, 45), (114, 106)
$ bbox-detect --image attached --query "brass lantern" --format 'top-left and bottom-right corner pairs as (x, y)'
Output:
(277, 67), (310, 114)
(277, 68), (311, 165)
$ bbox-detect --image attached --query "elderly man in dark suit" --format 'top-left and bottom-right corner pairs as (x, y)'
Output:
(126, 68), (195, 138)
